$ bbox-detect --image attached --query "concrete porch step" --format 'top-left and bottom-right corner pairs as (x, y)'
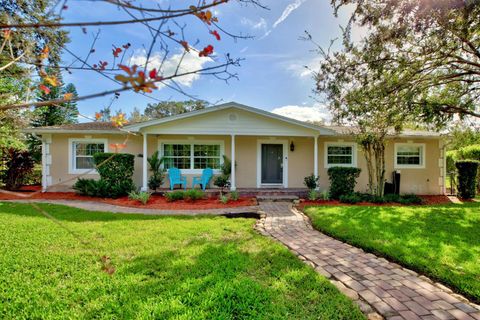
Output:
(256, 195), (299, 202)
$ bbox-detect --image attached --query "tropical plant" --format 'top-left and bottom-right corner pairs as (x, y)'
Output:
(229, 190), (239, 201)
(128, 191), (151, 205)
(307, 189), (318, 201)
(304, 174), (319, 190)
(147, 151), (165, 192)
(219, 195), (229, 204)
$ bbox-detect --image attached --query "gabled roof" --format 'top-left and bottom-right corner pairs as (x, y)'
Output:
(326, 125), (443, 138)
(123, 101), (335, 135)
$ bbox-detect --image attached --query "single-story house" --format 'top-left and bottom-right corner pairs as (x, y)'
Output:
(24, 102), (447, 195)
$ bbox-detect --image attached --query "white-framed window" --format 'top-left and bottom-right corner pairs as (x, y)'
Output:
(324, 142), (357, 168)
(160, 140), (224, 173)
(68, 138), (108, 174)
(395, 143), (425, 169)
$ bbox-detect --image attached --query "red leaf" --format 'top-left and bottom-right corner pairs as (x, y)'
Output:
(112, 47), (122, 57)
(210, 30), (221, 41)
(118, 64), (131, 74)
(39, 84), (50, 94)
(149, 68), (157, 79)
(122, 43), (131, 49)
(180, 41), (190, 52)
(199, 45), (214, 57)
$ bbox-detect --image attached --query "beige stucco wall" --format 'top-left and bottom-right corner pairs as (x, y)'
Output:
(45, 133), (444, 195)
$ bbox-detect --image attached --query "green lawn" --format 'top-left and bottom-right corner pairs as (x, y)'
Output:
(304, 202), (480, 302)
(0, 202), (364, 320)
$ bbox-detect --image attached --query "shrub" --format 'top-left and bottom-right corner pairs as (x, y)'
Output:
(147, 151), (165, 191)
(0, 148), (35, 190)
(219, 195), (229, 204)
(339, 193), (362, 204)
(128, 191), (151, 205)
(446, 150), (459, 174)
(397, 194), (423, 205)
(73, 178), (110, 197)
(23, 164), (42, 186)
(327, 167), (361, 200)
(304, 174), (319, 190)
(456, 160), (479, 199)
(184, 189), (205, 201)
(165, 190), (185, 202)
(214, 175), (230, 194)
(458, 144), (480, 161)
(307, 189), (318, 201)
(320, 190), (329, 200)
(383, 193), (401, 203)
(90, 153), (136, 198)
(229, 190), (239, 201)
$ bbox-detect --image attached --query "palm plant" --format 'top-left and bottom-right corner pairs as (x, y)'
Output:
(147, 151), (165, 192)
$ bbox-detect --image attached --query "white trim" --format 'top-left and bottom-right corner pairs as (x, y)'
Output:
(68, 138), (108, 174)
(394, 143), (426, 169)
(141, 133), (148, 191)
(23, 129), (123, 134)
(324, 142), (358, 168)
(230, 135), (236, 191)
(41, 139), (47, 191)
(157, 139), (225, 174)
(314, 136), (319, 190)
(125, 102), (335, 135)
(256, 139), (288, 188)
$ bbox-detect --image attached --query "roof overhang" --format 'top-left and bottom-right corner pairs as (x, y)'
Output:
(22, 129), (125, 135)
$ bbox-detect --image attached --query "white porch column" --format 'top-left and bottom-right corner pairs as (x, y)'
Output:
(314, 135), (319, 189)
(141, 133), (148, 191)
(41, 138), (47, 192)
(230, 134), (236, 191)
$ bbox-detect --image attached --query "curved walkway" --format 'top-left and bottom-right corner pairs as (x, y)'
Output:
(255, 202), (480, 320)
(3, 199), (259, 216)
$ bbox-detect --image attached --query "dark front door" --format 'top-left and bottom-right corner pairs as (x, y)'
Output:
(261, 144), (283, 184)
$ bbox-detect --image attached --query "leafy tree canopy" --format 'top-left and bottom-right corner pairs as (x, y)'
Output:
(326, 0), (480, 126)
(144, 100), (207, 119)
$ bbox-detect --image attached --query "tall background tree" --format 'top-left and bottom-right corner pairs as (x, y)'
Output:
(329, 0), (480, 125)
(144, 100), (207, 119)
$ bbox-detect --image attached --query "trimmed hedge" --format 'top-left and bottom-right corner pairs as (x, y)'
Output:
(458, 144), (480, 161)
(456, 160), (479, 199)
(73, 153), (135, 198)
(327, 167), (361, 200)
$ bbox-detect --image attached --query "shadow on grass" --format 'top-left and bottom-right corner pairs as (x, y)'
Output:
(0, 202), (230, 222)
(304, 203), (480, 303)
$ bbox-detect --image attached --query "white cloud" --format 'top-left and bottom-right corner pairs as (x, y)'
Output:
(262, 0), (309, 38)
(241, 17), (268, 31)
(271, 104), (331, 124)
(129, 49), (212, 88)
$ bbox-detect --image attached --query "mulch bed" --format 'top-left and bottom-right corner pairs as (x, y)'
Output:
(297, 195), (453, 210)
(0, 188), (258, 210)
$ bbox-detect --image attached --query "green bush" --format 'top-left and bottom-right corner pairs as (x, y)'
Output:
(147, 151), (165, 191)
(89, 153), (135, 198)
(383, 194), (401, 203)
(320, 190), (329, 200)
(219, 195), (229, 204)
(214, 175), (230, 193)
(303, 174), (319, 190)
(339, 193), (362, 204)
(165, 190), (185, 202)
(327, 167), (361, 200)
(229, 190), (239, 201)
(446, 150), (459, 174)
(128, 191), (151, 205)
(0, 148), (35, 190)
(73, 178), (110, 197)
(458, 144), (480, 161)
(397, 194), (423, 205)
(307, 189), (318, 201)
(456, 160), (479, 199)
(184, 189), (205, 201)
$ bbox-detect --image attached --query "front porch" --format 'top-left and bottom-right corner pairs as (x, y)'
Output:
(158, 187), (309, 198)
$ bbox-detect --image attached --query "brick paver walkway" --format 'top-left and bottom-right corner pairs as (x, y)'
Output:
(255, 202), (480, 320)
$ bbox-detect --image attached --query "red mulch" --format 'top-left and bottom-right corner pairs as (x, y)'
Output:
(297, 195), (453, 210)
(0, 190), (257, 210)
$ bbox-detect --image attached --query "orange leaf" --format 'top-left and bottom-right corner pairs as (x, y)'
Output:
(44, 75), (59, 87)
(95, 112), (102, 121)
(39, 46), (49, 60)
(63, 92), (73, 100)
(115, 74), (130, 84)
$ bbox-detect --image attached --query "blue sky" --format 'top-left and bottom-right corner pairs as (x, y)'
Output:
(61, 0), (354, 122)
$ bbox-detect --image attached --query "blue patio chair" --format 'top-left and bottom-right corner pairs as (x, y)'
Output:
(192, 168), (213, 191)
(168, 167), (187, 190)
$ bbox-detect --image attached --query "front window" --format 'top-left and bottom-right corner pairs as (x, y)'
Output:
(70, 140), (106, 173)
(162, 142), (222, 171)
(325, 143), (356, 167)
(395, 144), (425, 168)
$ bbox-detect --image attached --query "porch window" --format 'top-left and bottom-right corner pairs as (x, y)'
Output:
(69, 139), (107, 174)
(325, 142), (357, 167)
(395, 143), (425, 168)
(161, 141), (223, 171)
